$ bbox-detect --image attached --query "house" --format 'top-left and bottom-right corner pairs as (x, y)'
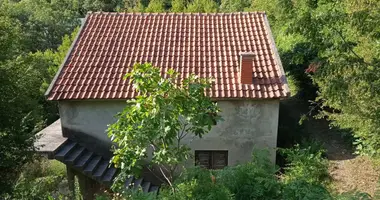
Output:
(37, 12), (289, 198)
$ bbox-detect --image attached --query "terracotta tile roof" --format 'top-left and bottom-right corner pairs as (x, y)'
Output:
(46, 12), (290, 100)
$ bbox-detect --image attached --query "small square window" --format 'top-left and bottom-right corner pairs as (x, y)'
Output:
(195, 150), (228, 169)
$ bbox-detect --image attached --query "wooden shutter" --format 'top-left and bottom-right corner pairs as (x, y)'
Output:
(212, 151), (228, 169)
(195, 151), (228, 169)
(195, 151), (211, 168)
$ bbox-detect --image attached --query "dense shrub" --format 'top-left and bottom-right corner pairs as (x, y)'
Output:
(160, 167), (233, 200)
(8, 159), (68, 200)
(333, 191), (372, 200)
(216, 150), (281, 200)
(280, 144), (330, 185)
(107, 147), (370, 200)
(282, 180), (332, 200)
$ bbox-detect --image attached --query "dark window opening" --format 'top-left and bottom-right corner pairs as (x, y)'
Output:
(195, 150), (228, 169)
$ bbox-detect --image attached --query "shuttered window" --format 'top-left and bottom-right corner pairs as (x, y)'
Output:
(195, 151), (228, 169)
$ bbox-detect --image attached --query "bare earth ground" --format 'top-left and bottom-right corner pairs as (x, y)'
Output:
(306, 118), (380, 196)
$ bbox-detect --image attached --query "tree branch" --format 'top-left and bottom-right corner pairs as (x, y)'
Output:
(147, 166), (166, 184)
(158, 165), (173, 188)
(331, 27), (371, 66)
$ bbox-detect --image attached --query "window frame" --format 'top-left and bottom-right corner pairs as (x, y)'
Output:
(194, 150), (228, 169)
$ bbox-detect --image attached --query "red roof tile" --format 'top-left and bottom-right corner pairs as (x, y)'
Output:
(46, 12), (290, 100)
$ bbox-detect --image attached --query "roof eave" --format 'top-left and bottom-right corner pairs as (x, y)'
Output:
(262, 14), (291, 98)
(44, 15), (90, 100)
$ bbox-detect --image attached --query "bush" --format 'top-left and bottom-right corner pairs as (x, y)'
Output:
(159, 167), (233, 200)
(9, 158), (67, 200)
(280, 144), (330, 185)
(333, 191), (372, 200)
(282, 180), (332, 200)
(115, 148), (369, 200)
(216, 150), (281, 200)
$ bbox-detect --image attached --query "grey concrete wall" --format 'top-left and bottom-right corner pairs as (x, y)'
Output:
(59, 99), (279, 165)
(183, 100), (279, 165)
(59, 101), (127, 148)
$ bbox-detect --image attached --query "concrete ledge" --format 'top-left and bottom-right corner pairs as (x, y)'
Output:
(35, 119), (67, 158)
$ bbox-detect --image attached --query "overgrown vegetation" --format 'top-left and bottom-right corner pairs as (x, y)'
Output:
(4, 159), (68, 200)
(255, 0), (380, 157)
(0, 1), (80, 196)
(100, 148), (374, 200)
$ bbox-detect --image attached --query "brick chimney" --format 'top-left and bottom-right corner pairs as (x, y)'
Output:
(239, 52), (254, 84)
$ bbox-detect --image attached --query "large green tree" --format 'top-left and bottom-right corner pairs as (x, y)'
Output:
(220, 0), (250, 12)
(0, 27), (78, 197)
(108, 63), (221, 188)
(0, 0), (80, 53)
(145, 0), (166, 12)
(185, 0), (218, 12)
(253, 0), (380, 157)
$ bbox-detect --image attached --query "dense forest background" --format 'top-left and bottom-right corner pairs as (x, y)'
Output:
(0, 0), (379, 196)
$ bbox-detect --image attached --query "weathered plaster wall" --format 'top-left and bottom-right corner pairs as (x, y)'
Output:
(59, 101), (126, 149)
(59, 99), (279, 164)
(183, 100), (279, 165)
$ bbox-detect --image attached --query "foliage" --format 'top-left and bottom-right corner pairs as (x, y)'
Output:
(220, 0), (250, 12)
(334, 191), (372, 200)
(160, 167), (233, 200)
(81, 0), (125, 13)
(108, 63), (221, 188)
(185, 0), (218, 12)
(0, 15), (22, 61)
(153, 148), (367, 200)
(170, 0), (187, 12)
(282, 180), (332, 200)
(146, 0), (166, 12)
(310, 0), (380, 158)
(216, 150), (281, 200)
(0, 52), (51, 195)
(0, 0), (80, 52)
(7, 159), (67, 200)
(280, 144), (329, 185)
(0, 9), (78, 195)
(252, 0), (380, 158)
(118, 190), (158, 200)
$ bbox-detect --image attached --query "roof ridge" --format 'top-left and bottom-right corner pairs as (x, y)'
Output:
(89, 11), (267, 16)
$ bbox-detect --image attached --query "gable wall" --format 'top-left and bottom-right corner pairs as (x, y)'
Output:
(58, 99), (279, 163)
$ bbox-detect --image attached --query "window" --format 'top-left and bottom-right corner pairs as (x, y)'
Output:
(195, 150), (228, 169)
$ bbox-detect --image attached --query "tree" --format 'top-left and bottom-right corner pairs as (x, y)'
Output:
(145, 0), (166, 12)
(0, 27), (77, 197)
(0, 54), (48, 196)
(108, 63), (221, 189)
(171, 0), (187, 12)
(123, 0), (150, 12)
(0, 0), (80, 52)
(220, 0), (250, 12)
(82, 0), (125, 13)
(0, 16), (22, 61)
(253, 0), (380, 157)
(185, 0), (218, 13)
